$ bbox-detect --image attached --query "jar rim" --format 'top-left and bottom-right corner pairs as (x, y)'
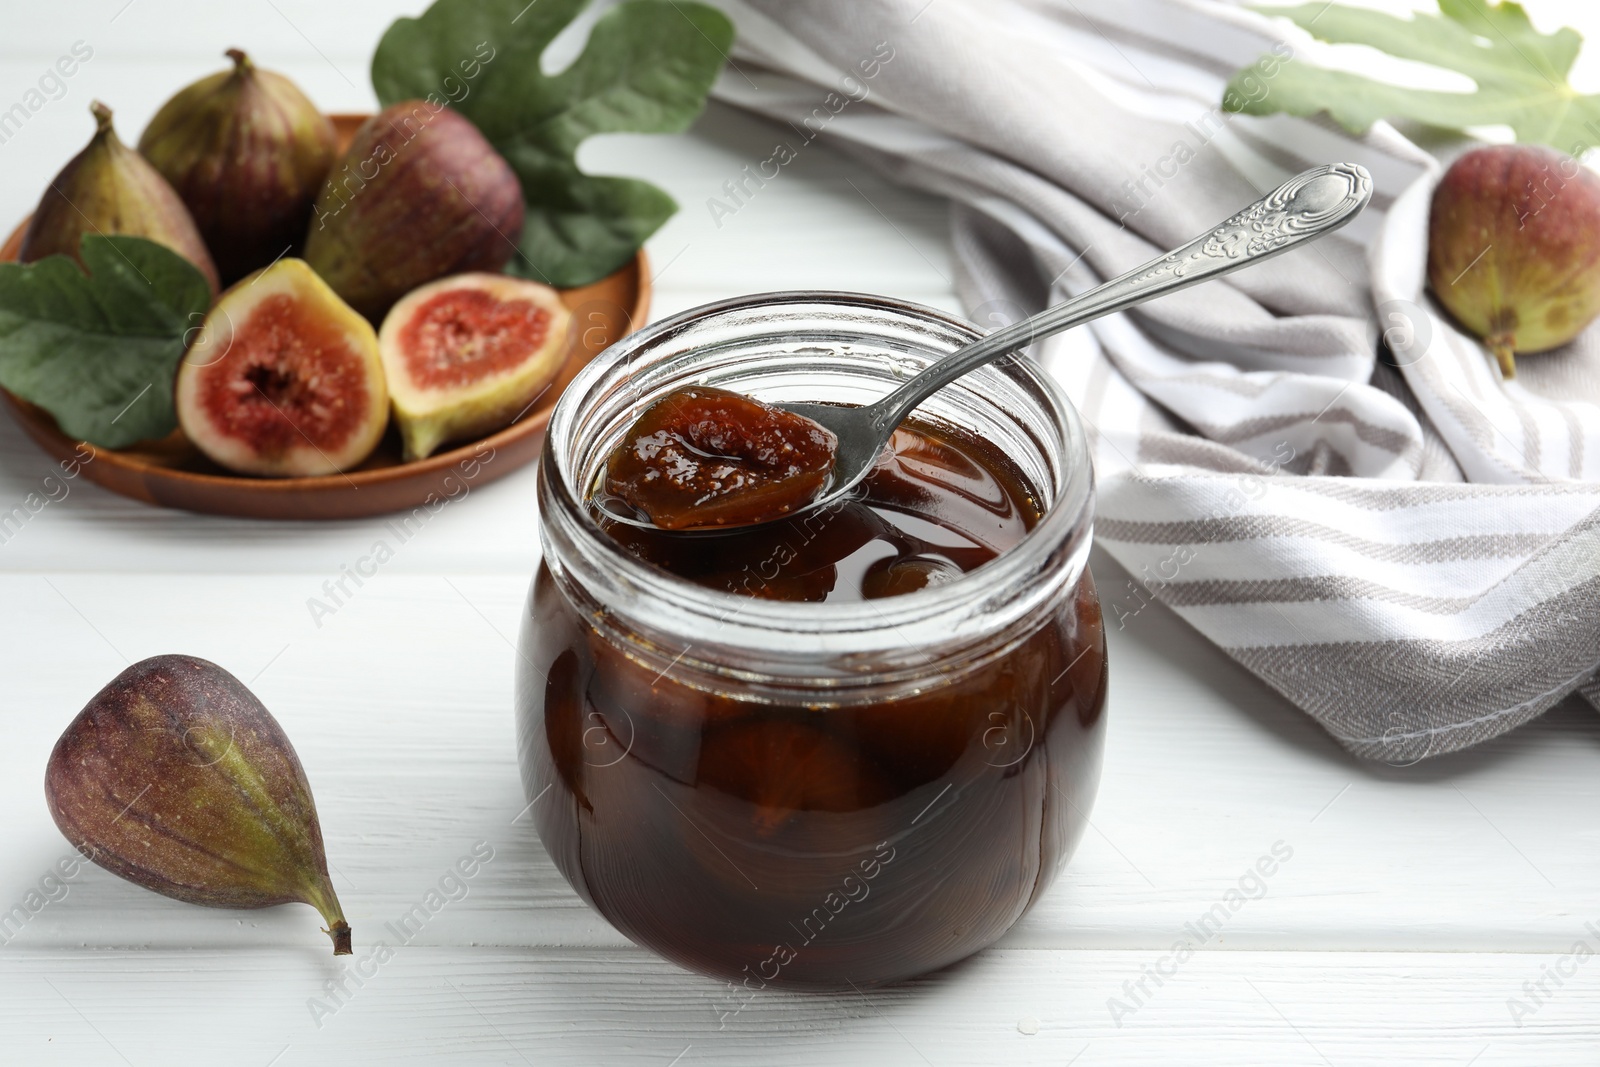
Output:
(538, 290), (1095, 682)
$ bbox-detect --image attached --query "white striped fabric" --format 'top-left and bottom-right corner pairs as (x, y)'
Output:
(713, 0), (1600, 758)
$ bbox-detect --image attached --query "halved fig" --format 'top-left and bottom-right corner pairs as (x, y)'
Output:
(377, 272), (570, 461)
(175, 259), (388, 477)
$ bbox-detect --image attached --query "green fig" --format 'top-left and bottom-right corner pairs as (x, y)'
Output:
(139, 49), (338, 284)
(21, 101), (219, 293)
(304, 100), (524, 321)
(45, 654), (351, 954)
(1428, 144), (1600, 378)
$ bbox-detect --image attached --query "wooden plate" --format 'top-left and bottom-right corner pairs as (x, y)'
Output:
(0, 113), (649, 520)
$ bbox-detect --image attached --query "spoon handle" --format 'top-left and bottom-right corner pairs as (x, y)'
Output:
(868, 162), (1373, 432)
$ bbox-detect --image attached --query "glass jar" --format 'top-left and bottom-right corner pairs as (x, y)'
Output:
(517, 292), (1106, 989)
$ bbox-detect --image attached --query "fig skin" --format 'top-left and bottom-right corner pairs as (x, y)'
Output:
(1427, 144), (1600, 378)
(21, 101), (219, 293)
(378, 272), (570, 460)
(45, 654), (351, 955)
(139, 48), (338, 285)
(175, 258), (389, 477)
(304, 100), (524, 321)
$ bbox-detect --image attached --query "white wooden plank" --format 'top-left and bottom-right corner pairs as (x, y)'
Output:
(0, 946), (1594, 1066)
(3, 1), (425, 68)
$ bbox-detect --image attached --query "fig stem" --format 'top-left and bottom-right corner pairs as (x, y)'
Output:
(225, 48), (253, 73)
(326, 920), (353, 956)
(89, 101), (114, 136)
(1486, 333), (1518, 379)
(305, 875), (352, 956)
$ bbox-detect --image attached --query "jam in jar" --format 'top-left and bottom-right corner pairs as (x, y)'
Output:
(519, 293), (1105, 988)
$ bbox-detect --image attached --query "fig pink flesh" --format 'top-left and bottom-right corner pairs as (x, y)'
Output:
(397, 288), (554, 389)
(198, 292), (373, 456)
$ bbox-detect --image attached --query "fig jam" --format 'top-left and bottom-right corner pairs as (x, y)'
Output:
(600, 386), (838, 530)
(601, 418), (1042, 601)
(521, 414), (1107, 988)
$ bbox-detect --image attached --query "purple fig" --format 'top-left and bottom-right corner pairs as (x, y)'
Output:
(21, 101), (219, 293)
(1428, 144), (1600, 378)
(45, 654), (351, 955)
(303, 100), (524, 321)
(138, 49), (338, 285)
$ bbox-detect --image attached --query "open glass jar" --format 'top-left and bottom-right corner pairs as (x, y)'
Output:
(517, 292), (1106, 989)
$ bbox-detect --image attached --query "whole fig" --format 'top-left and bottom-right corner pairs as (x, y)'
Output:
(45, 654), (351, 954)
(1428, 144), (1600, 377)
(139, 49), (338, 284)
(304, 100), (524, 321)
(21, 102), (219, 293)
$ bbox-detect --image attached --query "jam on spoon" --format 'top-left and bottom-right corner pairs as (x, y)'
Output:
(601, 386), (839, 530)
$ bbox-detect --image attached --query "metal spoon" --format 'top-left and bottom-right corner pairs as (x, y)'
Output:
(599, 162), (1372, 533)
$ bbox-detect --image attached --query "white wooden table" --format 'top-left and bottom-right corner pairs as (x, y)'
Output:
(3, 2), (1599, 1063)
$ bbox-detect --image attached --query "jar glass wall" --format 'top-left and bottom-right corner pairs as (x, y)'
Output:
(517, 292), (1106, 988)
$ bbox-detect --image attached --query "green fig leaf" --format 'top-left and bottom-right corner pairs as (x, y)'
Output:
(372, 0), (733, 288)
(0, 236), (211, 449)
(1230, 1), (1600, 152)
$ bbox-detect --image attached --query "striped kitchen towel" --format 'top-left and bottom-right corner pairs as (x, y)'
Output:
(711, 0), (1600, 759)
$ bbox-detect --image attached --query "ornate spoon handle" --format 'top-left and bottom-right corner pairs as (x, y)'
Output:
(867, 163), (1374, 433)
